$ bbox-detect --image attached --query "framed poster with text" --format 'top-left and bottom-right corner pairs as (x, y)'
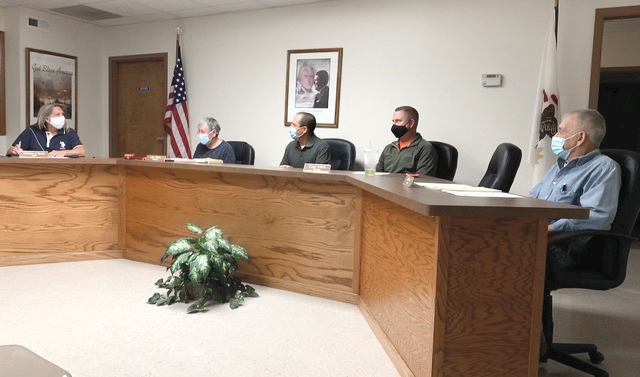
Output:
(26, 48), (78, 130)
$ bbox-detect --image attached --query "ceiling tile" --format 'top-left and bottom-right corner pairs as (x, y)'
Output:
(214, 1), (266, 13)
(170, 7), (224, 19)
(89, 0), (155, 17)
(126, 0), (204, 13)
(0, 0), (336, 25)
(128, 11), (176, 23)
(17, 0), (79, 10)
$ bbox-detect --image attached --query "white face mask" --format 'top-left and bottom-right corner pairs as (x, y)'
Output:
(49, 116), (66, 130)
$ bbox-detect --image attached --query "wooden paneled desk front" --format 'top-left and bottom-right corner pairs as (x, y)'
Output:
(0, 158), (587, 376)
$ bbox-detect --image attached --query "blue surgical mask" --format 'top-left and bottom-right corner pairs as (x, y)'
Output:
(551, 132), (579, 160)
(289, 126), (299, 140)
(198, 133), (211, 145)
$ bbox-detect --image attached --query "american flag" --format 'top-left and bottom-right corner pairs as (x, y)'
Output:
(164, 43), (192, 158)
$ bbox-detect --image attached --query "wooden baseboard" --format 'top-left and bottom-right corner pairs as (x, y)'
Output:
(238, 272), (358, 304)
(0, 250), (123, 267)
(358, 298), (415, 377)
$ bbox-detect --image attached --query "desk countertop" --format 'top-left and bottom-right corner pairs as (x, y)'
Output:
(0, 157), (588, 220)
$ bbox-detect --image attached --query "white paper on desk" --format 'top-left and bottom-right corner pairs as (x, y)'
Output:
(168, 158), (195, 163)
(442, 190), (522, 198)
(415, 182), (499, 192)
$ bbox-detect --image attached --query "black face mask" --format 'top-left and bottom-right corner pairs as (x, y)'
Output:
(391, 124), (409, 138)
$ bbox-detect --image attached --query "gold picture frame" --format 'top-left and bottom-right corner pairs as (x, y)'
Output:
(284, 48), (342, 128)
(26, 48), (78, 130)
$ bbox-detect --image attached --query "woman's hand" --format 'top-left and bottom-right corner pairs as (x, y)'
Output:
(48, 150), (67, 157)
(7, 143), (23, 155)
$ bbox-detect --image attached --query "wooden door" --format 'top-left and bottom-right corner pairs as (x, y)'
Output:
(109, 54), (167, 157)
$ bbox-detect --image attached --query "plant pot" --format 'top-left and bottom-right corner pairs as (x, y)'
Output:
(186, 283), (205, 300)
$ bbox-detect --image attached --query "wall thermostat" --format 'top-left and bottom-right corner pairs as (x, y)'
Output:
(482, 74), (502, 87)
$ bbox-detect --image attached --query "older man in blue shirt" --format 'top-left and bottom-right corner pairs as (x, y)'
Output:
(530, 109), (621, 268)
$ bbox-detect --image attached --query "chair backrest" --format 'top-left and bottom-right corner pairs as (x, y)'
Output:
(549, 149), (640, 291)
(602, 149), (640, 236)
(325, 138), (356, 171)
(226, 141), (255, 165)
(596, 149), (640, 287)
(429, 141), (458, 180)
(478, 143), (522, 192)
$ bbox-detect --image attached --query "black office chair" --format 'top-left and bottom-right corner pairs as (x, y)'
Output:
(325, 138), (356, 171)
(429, 141), (458, 180)
(540, 149), (640, 377)
(478, 143), (522, 192)
(227, 141), (255, 165)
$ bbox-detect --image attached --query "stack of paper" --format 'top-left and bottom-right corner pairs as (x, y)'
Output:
(415, 182), (522, 198)
(417, 183), (499, 192)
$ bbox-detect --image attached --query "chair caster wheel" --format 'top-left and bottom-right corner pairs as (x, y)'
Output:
(589, 350), (605, 364)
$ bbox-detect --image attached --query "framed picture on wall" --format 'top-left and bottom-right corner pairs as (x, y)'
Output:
(0, 32), (5, 135)
(284, 48), (343, 128)
(26, 48), (78, 130)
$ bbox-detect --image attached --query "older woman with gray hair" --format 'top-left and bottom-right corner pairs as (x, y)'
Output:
(192, 117), (236, 163)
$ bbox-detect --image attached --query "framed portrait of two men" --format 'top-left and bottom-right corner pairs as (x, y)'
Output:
(284, 48), (343, 128)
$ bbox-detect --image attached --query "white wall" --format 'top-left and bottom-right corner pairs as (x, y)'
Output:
(101, 0), (551, 195)
(557, 0), (640, 114)
(3, 0), (640, 195)
(1, 6), (103, 157)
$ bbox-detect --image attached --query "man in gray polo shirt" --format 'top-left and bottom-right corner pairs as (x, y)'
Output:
(280, 112), (331, 168)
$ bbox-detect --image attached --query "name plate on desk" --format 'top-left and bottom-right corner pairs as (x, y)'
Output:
(193, 158), (223, 164)
(19, 151), (48, 158)
(146, 155), (166, 162)
(303, 163), (331, 173)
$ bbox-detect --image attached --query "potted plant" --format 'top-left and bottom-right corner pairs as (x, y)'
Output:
(147, 223), (257, 313)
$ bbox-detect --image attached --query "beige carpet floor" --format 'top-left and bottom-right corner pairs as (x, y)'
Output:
(0, 259), (399, 377)
(2, 246), (639, 377)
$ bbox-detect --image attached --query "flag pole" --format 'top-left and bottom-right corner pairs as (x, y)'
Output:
(175, 26), (182, 53)
(164, 26), (192, 159)
(554, 0), (559, 42)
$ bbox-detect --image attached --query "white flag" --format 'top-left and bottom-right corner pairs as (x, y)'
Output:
(529, 11), (560, 185)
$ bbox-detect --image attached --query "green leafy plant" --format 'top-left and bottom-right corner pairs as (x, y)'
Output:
(147, 223), (257, 313)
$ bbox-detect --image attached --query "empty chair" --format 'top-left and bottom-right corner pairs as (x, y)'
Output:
(226, 141), (255, 165)
(429, 141), (458, 180)
(325, 138), (356, 171)
(478, 143), (522, 192)
(540, 149), (640, 377)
